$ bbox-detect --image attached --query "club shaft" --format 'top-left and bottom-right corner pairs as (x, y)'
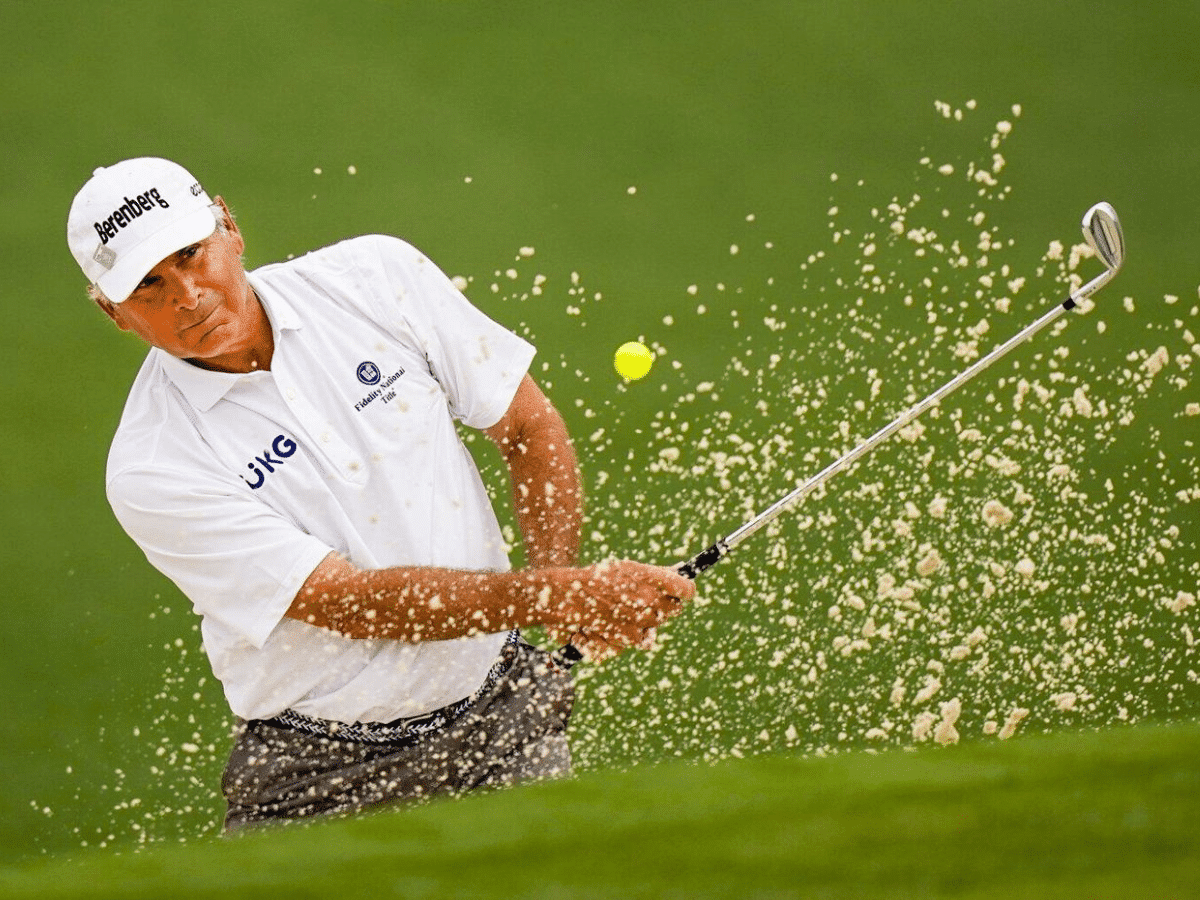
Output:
(678, 268), (1114, 579)
(556, 255), (1119, 664)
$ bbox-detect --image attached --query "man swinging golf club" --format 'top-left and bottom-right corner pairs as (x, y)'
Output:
(68, 157), (694, 830)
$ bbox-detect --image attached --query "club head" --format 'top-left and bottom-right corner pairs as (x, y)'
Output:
(1082, 202), (1125, 273)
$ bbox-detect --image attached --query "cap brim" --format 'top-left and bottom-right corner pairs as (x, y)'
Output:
(98, 206), (218, 303)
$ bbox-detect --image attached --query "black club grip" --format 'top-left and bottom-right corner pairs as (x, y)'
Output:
(677, 541), (727, 580)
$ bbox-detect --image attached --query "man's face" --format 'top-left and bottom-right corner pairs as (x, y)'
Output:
(97, 200), (260, 371)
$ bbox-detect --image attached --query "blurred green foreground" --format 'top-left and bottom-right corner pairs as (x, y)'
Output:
(2, 720), (1197, 899)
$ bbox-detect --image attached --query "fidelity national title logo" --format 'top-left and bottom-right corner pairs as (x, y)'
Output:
(355, 361), (406, 411)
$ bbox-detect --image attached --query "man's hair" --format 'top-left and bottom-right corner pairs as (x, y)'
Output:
(86, 203), (233, 305)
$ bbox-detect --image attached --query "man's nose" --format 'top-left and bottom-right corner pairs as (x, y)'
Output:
(162, 268), (200, 309)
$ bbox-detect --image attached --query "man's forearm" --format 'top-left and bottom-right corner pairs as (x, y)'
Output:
(288, 553), (689, 650)
(290, 553), (569, 641)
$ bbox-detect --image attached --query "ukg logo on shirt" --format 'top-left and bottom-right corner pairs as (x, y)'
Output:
(241, 434), (299, 490)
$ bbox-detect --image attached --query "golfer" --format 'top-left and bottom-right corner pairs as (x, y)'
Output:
(68, 157), (693, 830)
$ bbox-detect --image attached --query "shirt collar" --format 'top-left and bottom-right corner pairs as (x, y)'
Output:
(156, 277), (303, 412)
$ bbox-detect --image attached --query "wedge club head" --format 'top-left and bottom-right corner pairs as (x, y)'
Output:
(1082, 201), (1125, 273)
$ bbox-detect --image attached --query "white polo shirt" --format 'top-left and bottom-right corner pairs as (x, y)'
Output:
(105, 234), (536, 723)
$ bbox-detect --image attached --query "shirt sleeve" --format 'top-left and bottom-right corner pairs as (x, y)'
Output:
(107, 463), (334, 649)
(357, 235), (537, 429)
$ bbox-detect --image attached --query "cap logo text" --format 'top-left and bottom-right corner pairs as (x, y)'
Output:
(92, 187), (171, 245)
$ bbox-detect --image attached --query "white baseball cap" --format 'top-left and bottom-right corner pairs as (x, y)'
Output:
(67, 158), (217, 303)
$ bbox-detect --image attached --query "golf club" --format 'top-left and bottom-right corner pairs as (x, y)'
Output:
(557, 201), (1124, 664)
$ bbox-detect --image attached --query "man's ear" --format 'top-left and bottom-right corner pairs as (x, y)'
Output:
(212, 195), (245, 255)
(94, 296), (132, 331)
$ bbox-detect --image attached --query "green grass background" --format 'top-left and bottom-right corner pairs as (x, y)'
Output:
(1, 721), (1197, 899)
(2, 0), (1198, 894)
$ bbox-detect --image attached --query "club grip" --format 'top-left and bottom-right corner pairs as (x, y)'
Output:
(677, 540), (728, 580)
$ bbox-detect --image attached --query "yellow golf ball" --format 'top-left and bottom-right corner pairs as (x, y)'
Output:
(614, 341), (654, 380)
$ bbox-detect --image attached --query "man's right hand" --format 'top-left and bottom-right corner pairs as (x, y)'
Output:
(542, 559), (695, 661)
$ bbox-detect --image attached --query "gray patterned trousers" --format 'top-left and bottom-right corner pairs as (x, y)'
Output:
(222, 641), (574, 831)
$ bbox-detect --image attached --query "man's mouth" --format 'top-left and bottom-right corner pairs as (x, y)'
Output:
(180, 305), (217, 335)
